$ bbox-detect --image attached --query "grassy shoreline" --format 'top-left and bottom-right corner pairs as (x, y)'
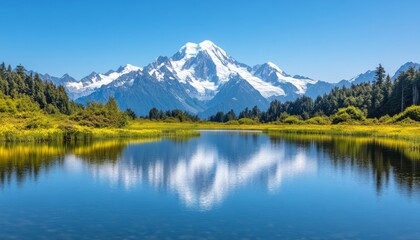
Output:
(128, 119), (420, 140)
(1, 118), (419, 160)
(0, 115), (419, 143)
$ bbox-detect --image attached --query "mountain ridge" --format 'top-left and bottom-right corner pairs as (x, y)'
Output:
(29, 40), (420, 117)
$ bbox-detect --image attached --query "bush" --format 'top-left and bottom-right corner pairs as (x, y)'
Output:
(332, 106), (365, 124)
(378, 115), (392, 123)
(0, 98), (17, 113)
(71, 98), (128, 128)
(393, 106), (420, 122)
(238, 118), (258, 125)
(362, 118), (379, 125)
(282, 116), (303, 124)
(163, 117), (180, 123)
(45, 104), (60, 114)
(225, 120), (239, 125)
(332, 113), (351, 124)
(25, 118), (52, 129)
(396, 117), (418, 125)
(305, 116), (331, 125)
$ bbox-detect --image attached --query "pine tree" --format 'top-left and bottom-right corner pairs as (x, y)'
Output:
(374, 64), (385, 86)
(370, 64), (386, 117)
(0, 62), (6, 79)
(33, 74), (47, 109)
(24, 74), (35, 96)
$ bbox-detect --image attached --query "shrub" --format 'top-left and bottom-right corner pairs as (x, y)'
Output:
(332, 106), (365, 124)
(378, 115), (392, 123)
(332, 112), (351, 124)
(25, 118), (52, 129)
(363, 118), (379, 125)
(71, 98), (128, 128)
(397, 117), (417, 125)
(225, 120), (239, 125)
(45, 104), (60, 114)
(238, 118), (258, 125)
(393, 106), (420, 122)
(0, 98), (17, 113)
(305, 116), (331, 125)
(163, 117), (179, 123)
(282, 116), (303, 124)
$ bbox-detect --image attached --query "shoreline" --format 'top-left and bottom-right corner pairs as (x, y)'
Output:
(1, 119), (419, 143)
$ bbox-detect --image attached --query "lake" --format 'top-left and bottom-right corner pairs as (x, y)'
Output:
(1, 130), (420, 239)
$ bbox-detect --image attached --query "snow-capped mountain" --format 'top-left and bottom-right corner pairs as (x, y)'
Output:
(74, 40), (325, 116)
(33, 41), (420, 117)
(145, 40), (290, 101)
(64, 64), (142, 99)
(253, 62), (317, 95)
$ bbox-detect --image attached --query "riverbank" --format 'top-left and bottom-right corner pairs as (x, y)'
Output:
(129, 120), (420, 159)
(129, 119), (420, 140)
(1, 114), (419, 143)
(0, 114), (199, 142)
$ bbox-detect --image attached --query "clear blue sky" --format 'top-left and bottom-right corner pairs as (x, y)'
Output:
(1, 0), (420, 82)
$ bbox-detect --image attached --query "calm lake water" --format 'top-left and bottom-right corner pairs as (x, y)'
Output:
(1, 131), (420, 239)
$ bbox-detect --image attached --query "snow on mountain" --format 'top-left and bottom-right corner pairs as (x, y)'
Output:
(65, 64), (142, 99)
(70, 41), (329, 116)
(168, 40), (286, 100)
(252, 62), (317, 95)
(33, 40), (420, 117)
(67, 41), (319, 104)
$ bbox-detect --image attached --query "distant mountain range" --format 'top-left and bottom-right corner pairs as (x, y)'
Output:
(32, 41), (420, 117)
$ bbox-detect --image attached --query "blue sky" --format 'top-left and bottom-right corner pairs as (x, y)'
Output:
(1, 0), (420, 82)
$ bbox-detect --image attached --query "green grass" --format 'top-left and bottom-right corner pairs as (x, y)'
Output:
(1, 112), (419, 145)
(0, 113), (200, 142)
(0, 113), (419, 162)
(129, 119), (420, 140)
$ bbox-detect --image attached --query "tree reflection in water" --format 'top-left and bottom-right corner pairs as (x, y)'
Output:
(269, 134), (420, 196)
(0, 132), (419, 209)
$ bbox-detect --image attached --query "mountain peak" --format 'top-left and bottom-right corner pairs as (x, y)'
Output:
(61, 73), (74, 79)
(175, 40), (228, 60)
(265, 62), (284, 74)
(117, 64), (142, 73)
(198, 40), (217, 49)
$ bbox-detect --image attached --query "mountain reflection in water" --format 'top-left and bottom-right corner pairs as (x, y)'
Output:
(89, 140), (316, 209)
(1, 131), (419, 210)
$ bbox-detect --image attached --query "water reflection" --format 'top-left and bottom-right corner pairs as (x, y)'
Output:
(85, 134), (316, 209)
(1, 132), (419, 209)
(151, 144), (313, 209)
(0, 143), (65, 186)
(270, 134), (420, 196)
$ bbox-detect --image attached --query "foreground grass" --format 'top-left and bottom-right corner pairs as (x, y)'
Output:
(0, 113), (199, 142)
(129, 119), (420, 140)
(1, 113), (419, 144)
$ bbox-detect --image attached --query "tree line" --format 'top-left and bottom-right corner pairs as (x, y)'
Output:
(148, 107), (200, 122)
